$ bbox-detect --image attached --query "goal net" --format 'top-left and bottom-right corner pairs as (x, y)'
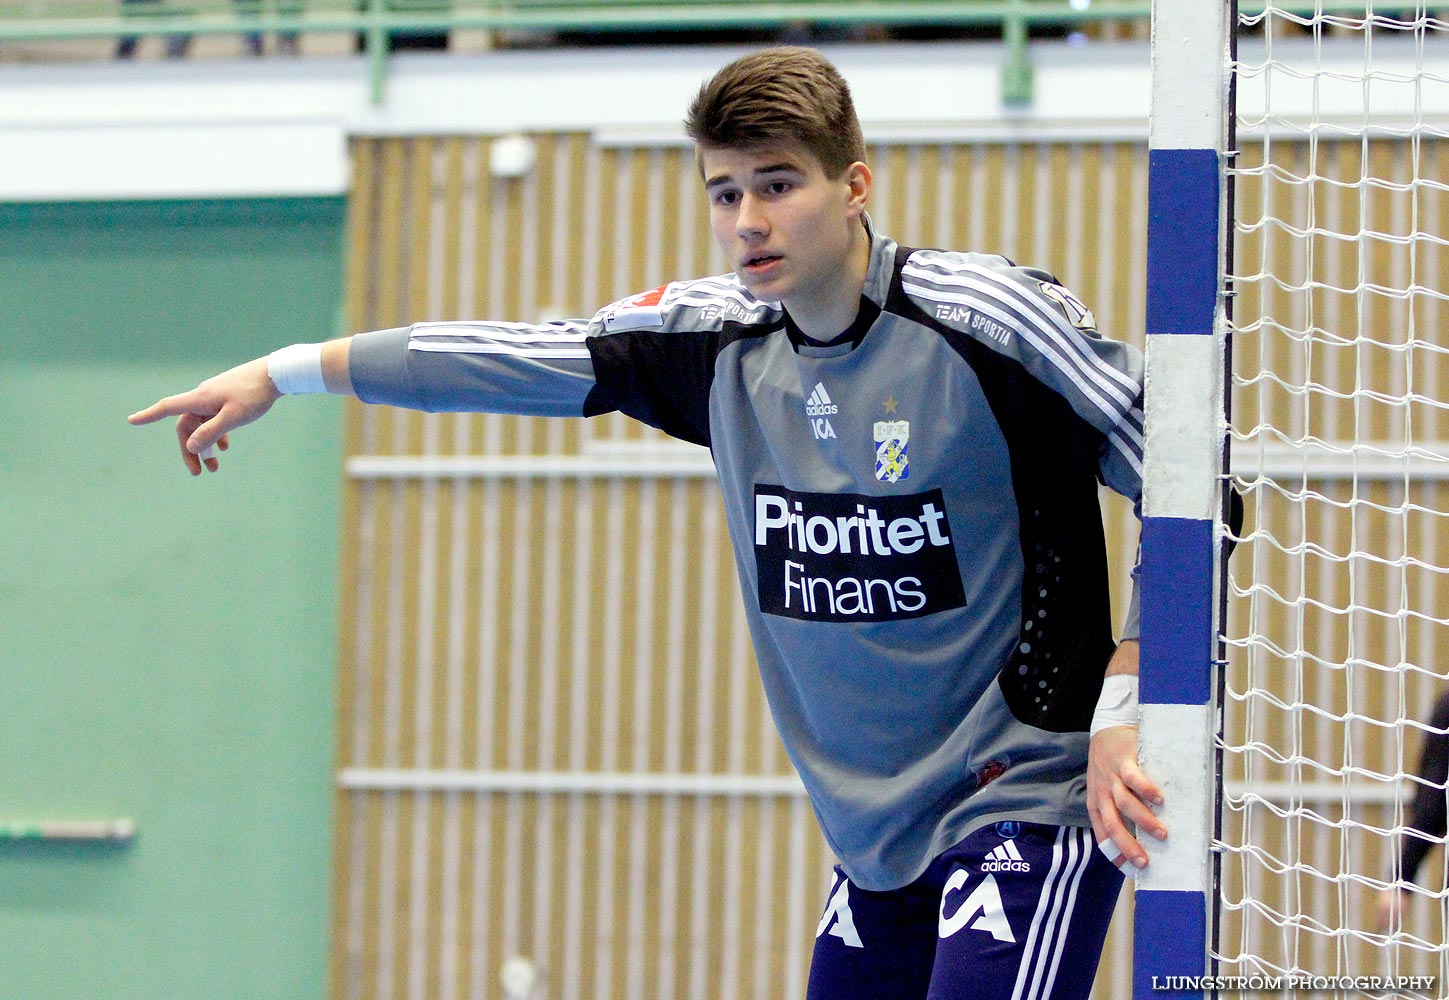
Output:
(1219, 2), (1449, 994)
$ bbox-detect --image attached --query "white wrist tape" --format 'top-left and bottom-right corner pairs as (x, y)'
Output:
(267, 343), (328, 395)
(1089, 674), (1139, 737)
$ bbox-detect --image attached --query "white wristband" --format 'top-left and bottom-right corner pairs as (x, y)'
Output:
(267, 342), (328, 395)
(1089, 674), (1139, 737)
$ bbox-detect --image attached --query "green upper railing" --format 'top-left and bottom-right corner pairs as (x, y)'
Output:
(0, 1), (1390, 104)
(0, 0), (1158, 103)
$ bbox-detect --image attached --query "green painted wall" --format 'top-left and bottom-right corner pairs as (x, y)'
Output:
(0, 199), (346, 1000)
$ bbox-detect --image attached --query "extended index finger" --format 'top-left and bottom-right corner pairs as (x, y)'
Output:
(127, 389), (212, 426)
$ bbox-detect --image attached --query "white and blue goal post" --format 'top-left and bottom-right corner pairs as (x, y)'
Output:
(1134, 1), (1233, 998)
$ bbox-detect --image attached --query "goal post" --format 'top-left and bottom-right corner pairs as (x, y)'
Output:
(1135, 1), (1233, 996)
(1141, 2), (1449, 997)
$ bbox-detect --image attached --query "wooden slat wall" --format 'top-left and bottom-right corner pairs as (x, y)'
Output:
(330, 135), (1152, 1000)
(1222, 135), (1449, 990)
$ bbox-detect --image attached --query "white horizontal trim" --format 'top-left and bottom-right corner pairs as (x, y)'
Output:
(0, 120), (348, 201)
(581, 437), (711, 461)
(1222, 781), (1405, 807)
(0, 818), (137, 841)
(407, 343), (592, 358)
(346, 453), (716, 479)
(1144, 333), (1224, 521)
(358, 41), (1157, 137)
(1234, 34), (1449, 134)
(1231, 440), (1449, 481)
(337, 767), (807, 797)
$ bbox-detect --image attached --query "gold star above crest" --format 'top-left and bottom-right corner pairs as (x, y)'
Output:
(883, 396), (899, 414)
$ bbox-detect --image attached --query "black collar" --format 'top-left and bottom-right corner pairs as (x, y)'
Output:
(783, 296), (881, 352)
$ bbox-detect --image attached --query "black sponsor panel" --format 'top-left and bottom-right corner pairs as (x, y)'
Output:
(753, 485), (966, 622)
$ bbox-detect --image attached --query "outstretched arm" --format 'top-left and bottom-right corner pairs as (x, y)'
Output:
(1086, 639), (1166, 873)
(128, 339), (354, 475)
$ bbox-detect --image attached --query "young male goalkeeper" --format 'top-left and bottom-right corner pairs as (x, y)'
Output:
(131, 46), (1166, 999)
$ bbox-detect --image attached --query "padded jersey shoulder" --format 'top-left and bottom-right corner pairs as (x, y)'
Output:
(896, 247), (1099, 341)
(596, 273), (784, 337)
(582, 273), (784, 448)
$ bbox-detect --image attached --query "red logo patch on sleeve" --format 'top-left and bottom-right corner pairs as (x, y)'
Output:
(627, 285), (667, 308)
(604, 284), (671, 333)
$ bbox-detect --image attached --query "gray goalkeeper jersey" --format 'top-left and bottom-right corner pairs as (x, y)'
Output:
(349, 221), (1145, 891)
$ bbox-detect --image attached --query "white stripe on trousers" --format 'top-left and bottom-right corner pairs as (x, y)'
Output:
(1034, 830), (1093, 999)
(1009, 828), (1093, 1000)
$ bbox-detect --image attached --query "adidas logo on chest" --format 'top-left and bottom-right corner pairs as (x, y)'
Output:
(804, 382), (838, 440)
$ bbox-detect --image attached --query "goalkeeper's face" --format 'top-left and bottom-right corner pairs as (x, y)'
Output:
(700, 141), (872, 325)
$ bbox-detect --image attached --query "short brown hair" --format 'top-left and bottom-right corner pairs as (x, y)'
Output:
(684, 46), (866, 178)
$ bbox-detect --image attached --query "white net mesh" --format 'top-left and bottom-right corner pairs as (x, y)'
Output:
(1222, 3), (1449, 996)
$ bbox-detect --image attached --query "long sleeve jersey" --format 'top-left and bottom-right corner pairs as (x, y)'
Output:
(349, 221), (1146, 891)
